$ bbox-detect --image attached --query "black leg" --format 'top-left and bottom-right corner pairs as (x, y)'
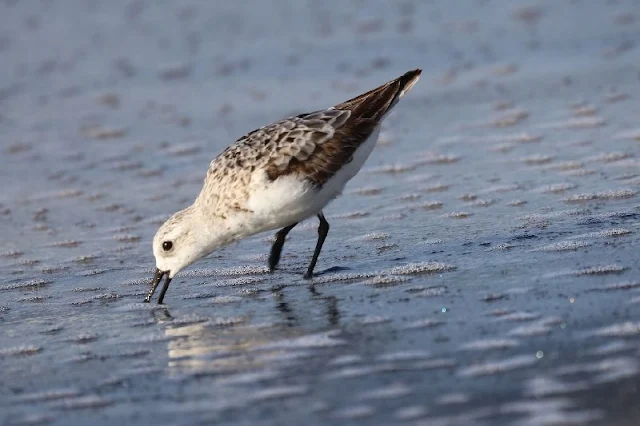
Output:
(304, 213), (330, 279)
(269, 222), (298, 271)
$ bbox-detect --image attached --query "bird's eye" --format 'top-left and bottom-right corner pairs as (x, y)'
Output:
(162, 241), (173, 252)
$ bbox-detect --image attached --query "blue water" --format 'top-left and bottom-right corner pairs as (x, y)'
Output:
(2, 1), (640, 425)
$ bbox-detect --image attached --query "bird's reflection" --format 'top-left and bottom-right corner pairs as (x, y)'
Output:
(150, 282), (343, 376)
(271, 283), (298, 327)
(152, 307), (172, 322)
(326, 295), (340, 326)
(312, 285), (341, 327)
(274, 284), (341, 328)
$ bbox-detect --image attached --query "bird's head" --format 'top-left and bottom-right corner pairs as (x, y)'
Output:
(145, 206), (207, 304)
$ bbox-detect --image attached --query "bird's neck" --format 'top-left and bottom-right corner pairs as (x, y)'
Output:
(191, 202), (253, 253)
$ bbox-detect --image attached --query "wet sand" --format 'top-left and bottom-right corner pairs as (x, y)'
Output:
(2, 1), (640, 425)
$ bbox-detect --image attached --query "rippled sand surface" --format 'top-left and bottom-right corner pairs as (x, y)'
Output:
(2, 1), (640, 425)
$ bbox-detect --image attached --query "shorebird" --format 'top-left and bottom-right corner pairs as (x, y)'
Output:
(145, 69), (421, 303)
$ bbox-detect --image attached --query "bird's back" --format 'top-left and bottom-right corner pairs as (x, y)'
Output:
(195, 69), (422, 218)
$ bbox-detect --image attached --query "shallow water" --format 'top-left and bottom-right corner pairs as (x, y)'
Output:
(2, 1), (640, 425)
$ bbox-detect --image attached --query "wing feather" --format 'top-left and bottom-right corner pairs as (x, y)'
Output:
(201, 69), (421, 203)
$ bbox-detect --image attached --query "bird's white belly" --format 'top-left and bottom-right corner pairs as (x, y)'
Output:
(245, 126), (380, 233)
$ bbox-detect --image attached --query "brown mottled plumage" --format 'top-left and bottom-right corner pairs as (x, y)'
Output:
(203, 69), (421, 191)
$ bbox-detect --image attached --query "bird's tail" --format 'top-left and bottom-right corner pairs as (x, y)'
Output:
(334, 69), (421, 121)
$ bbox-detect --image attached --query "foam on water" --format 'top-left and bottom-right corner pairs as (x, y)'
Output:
(564, 189), (637, 202)
(394, 405), (429, 420)
(589, 322), (640, 337)
(387, 262), (455, 275)
(0, 344), (42, 358)
(249, 385), (308, 401)
(457, 355), (539, 378)
(357, 383), (411, 400)
(534, 241), (591, 252)
(460, 339), (520, 351)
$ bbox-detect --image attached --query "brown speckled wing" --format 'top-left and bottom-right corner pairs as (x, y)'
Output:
(206, 69), (421, 188)
(269, 113), (376, 186)
(210, 109), (350, 186)
(267, 109), (375, 186)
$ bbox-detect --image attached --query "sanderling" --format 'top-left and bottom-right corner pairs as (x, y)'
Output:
(145, 69), (422, 303)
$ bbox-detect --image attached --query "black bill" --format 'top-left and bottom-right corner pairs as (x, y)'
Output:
(144, 268), (172, 304)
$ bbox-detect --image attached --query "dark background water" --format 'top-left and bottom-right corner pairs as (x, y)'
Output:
(2, 1), (640, 425)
